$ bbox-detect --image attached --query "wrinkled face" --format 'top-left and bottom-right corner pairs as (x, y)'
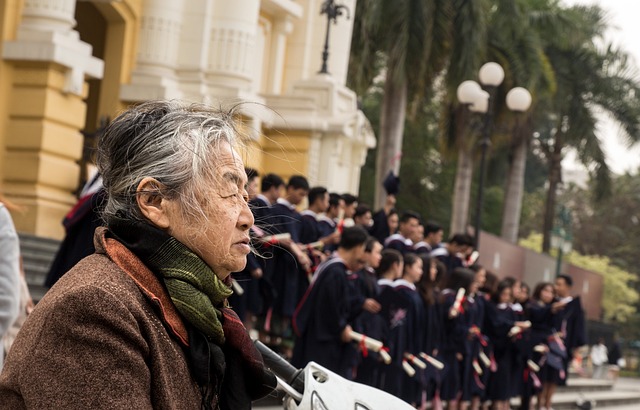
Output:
(387, 213), (399, 233)
(166, 143), (253, 278)
(405, 258), (423, 284)
(367, 242), (383, 269)
(540, 285), (555, 304)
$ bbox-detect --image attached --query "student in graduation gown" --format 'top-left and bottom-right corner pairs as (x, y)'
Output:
(417, 255), (444, 405)
(384, 211), (421, 255)
(352, 237), (384, 386)
(264, 175), (311, 355)
(317, 193), (344, 254)
(485, 280), (519, 410)
(394, 253), (425, 406)
(375, 250), (406, 394)
(300, 187), (340, 271)
(464, 265), (489, 410)
(554, 274), (587, 383)
(248, 173), (284, 321)
(291, 226), (369, 378)
(529, 282), (564, 410)
(438, 267), (476, 410)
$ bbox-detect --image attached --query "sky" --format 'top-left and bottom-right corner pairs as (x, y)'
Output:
(560, 0), (640, 175)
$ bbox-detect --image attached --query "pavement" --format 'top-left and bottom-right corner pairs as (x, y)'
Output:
(255, 377), (640, 409)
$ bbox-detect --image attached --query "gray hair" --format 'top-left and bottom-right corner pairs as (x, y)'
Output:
(97, 100), (244, 227)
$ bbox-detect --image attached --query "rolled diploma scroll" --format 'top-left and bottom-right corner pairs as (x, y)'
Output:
(402, 360), (416, 377)
(419, 353), (445, 370)
(403, 353), (426, 369)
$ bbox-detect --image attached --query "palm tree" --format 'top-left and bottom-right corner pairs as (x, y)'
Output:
(494, 0), (561, 243)
(537, 5), (640, 252)
(348, 0), (453, 209)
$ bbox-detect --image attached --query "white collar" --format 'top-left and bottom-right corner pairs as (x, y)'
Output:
(378, 278), (395, 287)
(256, 194), (271, 205)
(277, 197), (296, 210)
(300, 209), (318, 218)
(394, 279), (416, 290)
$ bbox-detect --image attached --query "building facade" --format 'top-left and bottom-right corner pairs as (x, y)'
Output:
(0, 0), (375, 239)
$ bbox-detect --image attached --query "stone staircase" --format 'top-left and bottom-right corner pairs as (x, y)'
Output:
(510, 377), (640, 409)
(18, 233), (60, 302)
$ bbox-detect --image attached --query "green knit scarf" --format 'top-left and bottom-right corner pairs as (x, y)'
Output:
(145, 237), (233, 346)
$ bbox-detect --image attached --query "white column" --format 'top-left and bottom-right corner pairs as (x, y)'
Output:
(3, 0), (104, 94)
(120, 0), (184, 101)
(176, 0), (214, 102)
(18, 0), (76, 33)
(265, 15), (294, 94)
(206, 0), (260, 93)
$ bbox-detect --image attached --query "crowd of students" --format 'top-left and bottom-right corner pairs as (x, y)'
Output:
(231, 170), (587, 410)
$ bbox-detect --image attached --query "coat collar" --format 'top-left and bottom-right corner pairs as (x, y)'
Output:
(94, 227), (189, 347)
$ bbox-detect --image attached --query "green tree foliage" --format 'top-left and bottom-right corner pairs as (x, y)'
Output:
(519, 232), (639, 323)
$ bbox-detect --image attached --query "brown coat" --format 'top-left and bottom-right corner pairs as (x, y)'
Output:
(0, 228), (207, 409)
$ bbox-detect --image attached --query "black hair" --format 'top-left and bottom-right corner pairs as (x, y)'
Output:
(449, 233), (474, 246)
(308, 186), (328, 206)
(424, 221), (442, 236)
(364, 236), (380, 253)
(329, 192), (342, 209)
(417, 254), (439, 306)
(354, 204), (371, 218)
(403, 253), (420, 273)
(339, 226), (369, 250)
(287, 175), (309, 191)
(532, 282), (554, 301)
(342, 193), (358, 206)
(492, 278), (514, 304)
(557, 274), (573, 287)
(261, 173), (284, 192)
(441, 267), (475, 292)
(400, 210), (421, 224)
(376, 249), (403, 278)
(479, 271), (497, 295)
(245, 167), (259, 181)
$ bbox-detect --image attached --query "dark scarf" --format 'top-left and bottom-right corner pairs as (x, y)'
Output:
(109, 217), (276, 410)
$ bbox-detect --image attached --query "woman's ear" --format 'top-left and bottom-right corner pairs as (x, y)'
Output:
(136, 177), (171, 229)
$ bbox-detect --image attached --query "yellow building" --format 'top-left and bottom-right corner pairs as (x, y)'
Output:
(0, 0), (375, 239)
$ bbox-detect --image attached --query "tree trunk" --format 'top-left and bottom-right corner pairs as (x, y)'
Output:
(450, 147), (474, 235)
(542, 132), (564, 253)
(374, 73), (407, 209)
(500, 119), (530, 243)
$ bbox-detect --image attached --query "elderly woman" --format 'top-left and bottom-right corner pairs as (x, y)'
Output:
(0, 101), (276, 409)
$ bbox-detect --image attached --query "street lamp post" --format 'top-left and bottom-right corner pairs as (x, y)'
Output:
(318, 0), (349, 75)
(551, 206), (573, 277)
(456, 62), (532, 248)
